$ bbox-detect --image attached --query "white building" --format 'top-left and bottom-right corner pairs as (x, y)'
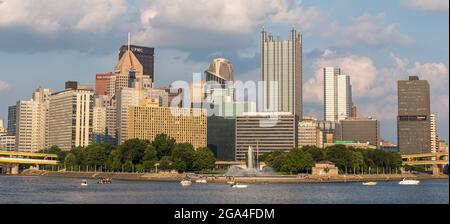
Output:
(0, 119), (5, 133)
(48, 89), (94, 151)
(15, 88), (52, 152)
(324, 67), (352, 122)
(430, 113), (438, 153)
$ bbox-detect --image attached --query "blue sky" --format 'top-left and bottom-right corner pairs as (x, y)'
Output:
(0, 0), (448, 143)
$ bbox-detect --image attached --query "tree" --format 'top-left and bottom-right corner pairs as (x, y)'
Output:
(118, 139), (150, 165)
(159, 156), (173, 171)
(142, 145), (158, 172)
(171, 143), (195, 170)
(152, 134), (176, 160)
(192, 147), (216, 171)
(302, 146), (326, 162)
(84, 144), (110, 168)
(172, 159), (187, 173)
(106, 149), (122, 172)
(64, 153), (77, 171)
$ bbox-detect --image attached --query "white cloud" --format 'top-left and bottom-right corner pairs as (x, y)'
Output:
(134, 0), (326, 50)
(0, 0), (127, 33)
(336, 13), (414, 48)
(0, 80), (11, 92)
(402, 0), (449, 12)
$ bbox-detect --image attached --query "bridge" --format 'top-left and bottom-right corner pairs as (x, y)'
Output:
(0, 150), (59, 174)
(401, 153), (449, 175)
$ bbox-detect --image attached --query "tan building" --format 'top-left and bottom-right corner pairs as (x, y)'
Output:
(0, 132), (15, 151)
(127, 102), (207, 149)
(298, 116), (323, 148)
(312, 161), (339, 176)
(48, 89), (94, 151)
(438, 140), (448, 153)
(0, 119), (5, 133)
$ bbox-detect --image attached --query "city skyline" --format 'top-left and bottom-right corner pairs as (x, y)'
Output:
(0, 0), (448, 143)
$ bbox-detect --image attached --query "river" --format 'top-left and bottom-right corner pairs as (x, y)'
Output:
(0, 176), (448, 204)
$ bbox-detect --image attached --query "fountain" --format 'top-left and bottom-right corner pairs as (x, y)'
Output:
(225, 146), (275, 177)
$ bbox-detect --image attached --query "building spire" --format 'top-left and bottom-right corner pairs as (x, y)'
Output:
(128, 32), (131, 52)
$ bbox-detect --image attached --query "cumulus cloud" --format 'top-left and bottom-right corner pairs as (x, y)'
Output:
(0, 80), (11, 92)
(0, 0), (128, 52)
(402, 0), (449, 12)
(0, 0), (127, 32)
(335, 13), (414, 49)
(134, 0), (326, 51)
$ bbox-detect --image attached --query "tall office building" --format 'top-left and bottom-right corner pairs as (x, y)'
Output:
(235, 112), (297, 160)
(48, 90), (94, 151)
(351, 103), (357, 118)
(324, 67), (353, 122)
(95, 73), (115, 96)
(261, 29), (302, 118)
(298, 116), (323, 148)
(128, 100), (207, 149)
(116, 87), (169, 144)
(334, 117), (381, 148)
(119, 45), (154, 83)
(397, 76), (431, 154)
(205, 58), (234, 84)
(430, 113), (438, 153)
(15, 88), (52, 151)
(7, 105), (16, 135)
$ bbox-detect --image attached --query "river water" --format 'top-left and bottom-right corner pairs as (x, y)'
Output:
(0, 176), (448, 204)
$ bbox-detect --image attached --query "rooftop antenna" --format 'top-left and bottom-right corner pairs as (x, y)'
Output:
(128, 32), (131, 52)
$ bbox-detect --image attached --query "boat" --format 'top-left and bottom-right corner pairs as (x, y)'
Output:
(231, 183), (248, 189)
(97, 178), (112, 184)
(362, 182), (377, 186)
(180, 179), (192, 187)
(81, 179), (88, 186)
(399, 178), (420, 185)
(195, 179), (207, 184)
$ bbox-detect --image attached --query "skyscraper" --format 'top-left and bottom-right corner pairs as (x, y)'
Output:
(324, 67), (352, 122)
(397, 76), (431, 154)
(119, 45), (154, 83)
(48, 89), (94, 151)
(261, 29), (302, 118)
(7, 105), (16, 135)
(15, 88), (52, 152)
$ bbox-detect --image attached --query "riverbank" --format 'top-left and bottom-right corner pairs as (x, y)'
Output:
(16, 169), (449, 184)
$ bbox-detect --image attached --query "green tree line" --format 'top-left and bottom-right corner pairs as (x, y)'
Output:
(39, 134), (216, 173)
(262, 145), (403, 174)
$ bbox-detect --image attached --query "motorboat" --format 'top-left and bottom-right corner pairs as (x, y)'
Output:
(81, 179), (88, 186)
(362, 182), (377, 186)
(399, 178), (420, 185)
(180, 179), (192, 187)
(231, 183), (248, 189)
(195, 179), (207, 184)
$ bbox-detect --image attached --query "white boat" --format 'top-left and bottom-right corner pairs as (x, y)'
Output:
(399, 178), (420, 185)
(180, 179), (192, 187)
(231, 183), (248, 189)
(81, 179), (88, 186)
(362, 182), (377, 186)
(195, 179), (207, 184)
